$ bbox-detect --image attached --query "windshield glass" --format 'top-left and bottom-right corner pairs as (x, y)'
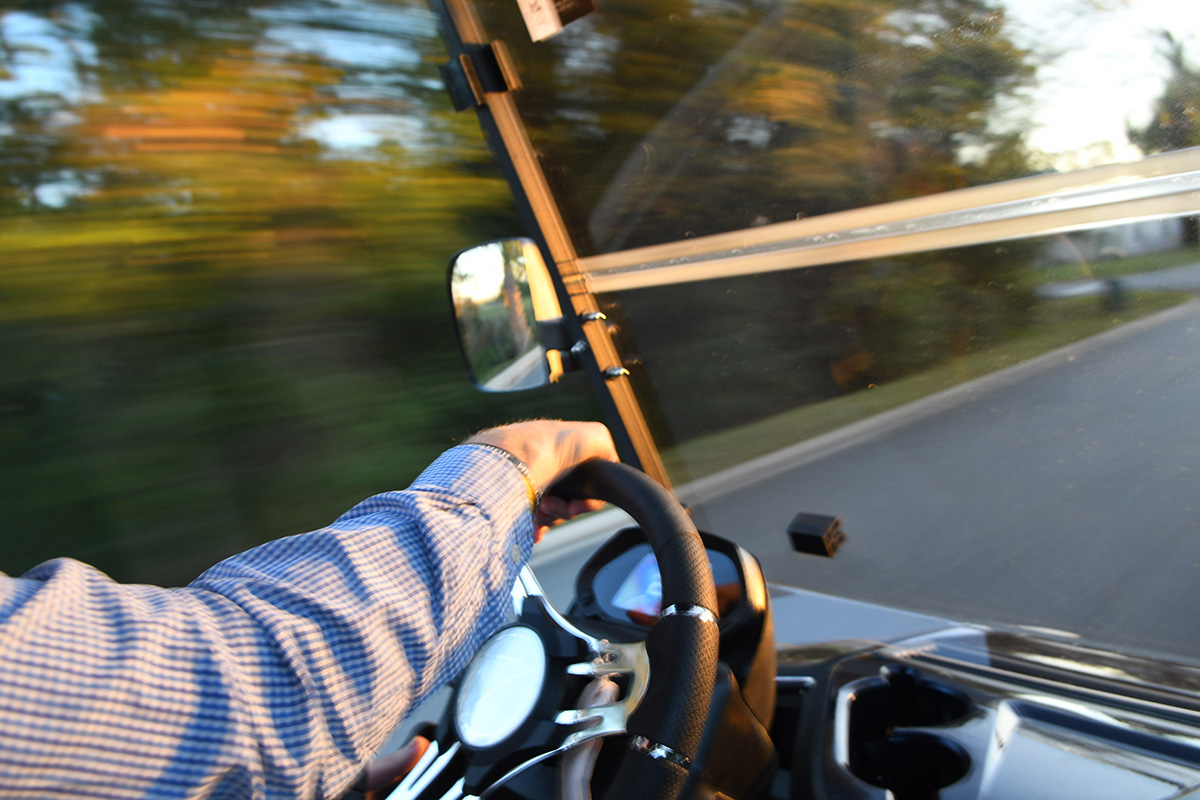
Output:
(474, 0), (1200, 662)
(478, 0), (1198, 254)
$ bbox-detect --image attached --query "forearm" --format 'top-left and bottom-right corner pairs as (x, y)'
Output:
(0, 445), (535, 799)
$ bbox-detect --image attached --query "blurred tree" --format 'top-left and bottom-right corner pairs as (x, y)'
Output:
(478, 0), (1035, 253)
(0, 0), (599, 584)
(1128, 30), (1200, 246)
(499, 237), (533, 354)
(1128, 31), (1200, 154)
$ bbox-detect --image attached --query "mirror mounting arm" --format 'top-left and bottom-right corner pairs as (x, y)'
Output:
(537, 318), (586, 373)
(537, 319), (573, 353)
(539, 308), (612, 373)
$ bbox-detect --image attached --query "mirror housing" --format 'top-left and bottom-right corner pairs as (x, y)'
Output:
(448, 238), (564, 393)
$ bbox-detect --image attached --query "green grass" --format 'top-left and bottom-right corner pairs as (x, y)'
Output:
(1036, 248), (1200, 283)
(663, 291), (1194, 480)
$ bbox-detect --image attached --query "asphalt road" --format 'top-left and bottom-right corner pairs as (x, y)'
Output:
(1038, 262), (1200, 297)
(482, 346), (549, 391)
(682, 299), (1200, 663)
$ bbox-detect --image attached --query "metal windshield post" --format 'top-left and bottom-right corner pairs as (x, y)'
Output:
(425, 0), (672, 489)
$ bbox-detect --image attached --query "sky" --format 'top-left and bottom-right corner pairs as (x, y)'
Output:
(1000, 0), (1200, 167)
(453, 242), (508, 305)
(0, 8), (95, 104)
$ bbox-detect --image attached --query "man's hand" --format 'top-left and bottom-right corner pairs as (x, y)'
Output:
(359, 734), (430, 800)
(465, 420), (617, 540)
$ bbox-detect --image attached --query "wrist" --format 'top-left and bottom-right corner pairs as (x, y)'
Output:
(464, 441), (541, 515)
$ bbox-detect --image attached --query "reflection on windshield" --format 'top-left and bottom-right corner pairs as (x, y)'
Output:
(479, 0), (1200, 254)
(611, 223), (1198, 479)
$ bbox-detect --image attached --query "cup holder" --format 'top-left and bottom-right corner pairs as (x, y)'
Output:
(845, 666), (973, 799)
(854, 732), (971, 798)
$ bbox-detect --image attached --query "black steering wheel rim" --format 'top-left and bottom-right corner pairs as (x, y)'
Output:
(552, 459), (721, 800)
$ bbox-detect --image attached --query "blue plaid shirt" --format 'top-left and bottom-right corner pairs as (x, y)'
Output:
(0, 444), (535, 799)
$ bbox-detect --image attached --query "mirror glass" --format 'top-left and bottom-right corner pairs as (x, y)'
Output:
(449, 238), (551, 392)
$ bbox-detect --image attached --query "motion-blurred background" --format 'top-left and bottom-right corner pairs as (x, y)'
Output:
(0, 0), (598, 585)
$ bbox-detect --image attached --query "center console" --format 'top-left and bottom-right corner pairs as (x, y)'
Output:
(777, 631), (1200, 800)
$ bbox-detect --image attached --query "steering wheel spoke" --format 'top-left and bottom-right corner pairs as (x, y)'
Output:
(389, 741), (472, 800)
(566, 640), (648, 677)
(512, 566), (605, 649)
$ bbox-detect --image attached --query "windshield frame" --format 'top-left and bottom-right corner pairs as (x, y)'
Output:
(428, 0), (671, 486)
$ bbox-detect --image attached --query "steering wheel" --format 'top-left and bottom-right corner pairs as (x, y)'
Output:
(389, 459), (720, 800)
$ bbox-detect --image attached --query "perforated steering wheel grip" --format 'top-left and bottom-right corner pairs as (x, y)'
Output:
(552, 459), (720, 800)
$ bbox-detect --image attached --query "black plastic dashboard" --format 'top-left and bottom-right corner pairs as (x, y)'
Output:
(774, 626), (1200, 800)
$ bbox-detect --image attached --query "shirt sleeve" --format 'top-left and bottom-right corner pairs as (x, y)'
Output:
(0, 443), (536, 800)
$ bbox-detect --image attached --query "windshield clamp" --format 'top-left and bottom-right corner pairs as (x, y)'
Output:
(438, 42), (522, 112)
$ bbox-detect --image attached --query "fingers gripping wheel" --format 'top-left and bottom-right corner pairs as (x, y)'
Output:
(553, 459), (721, 800)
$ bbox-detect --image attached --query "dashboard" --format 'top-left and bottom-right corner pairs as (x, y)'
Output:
(766, 596), (1200, 800)
(568, 527), (770, 673)
(568, 530), (1200, 800)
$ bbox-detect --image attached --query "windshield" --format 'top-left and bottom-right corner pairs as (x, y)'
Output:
(471, 0), (1200, 662)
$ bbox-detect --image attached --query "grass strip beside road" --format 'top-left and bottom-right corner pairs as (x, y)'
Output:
(663, 291), (1193, 481)
(1035, 249), (1200, 283)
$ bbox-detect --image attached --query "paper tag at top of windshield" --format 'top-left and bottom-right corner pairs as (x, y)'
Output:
(515, 0), (594, 41)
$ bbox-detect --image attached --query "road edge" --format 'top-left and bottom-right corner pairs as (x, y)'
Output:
(676, 298), (1200, 505)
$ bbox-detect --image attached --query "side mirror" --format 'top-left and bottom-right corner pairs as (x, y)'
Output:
(448, 238), (563, 392)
